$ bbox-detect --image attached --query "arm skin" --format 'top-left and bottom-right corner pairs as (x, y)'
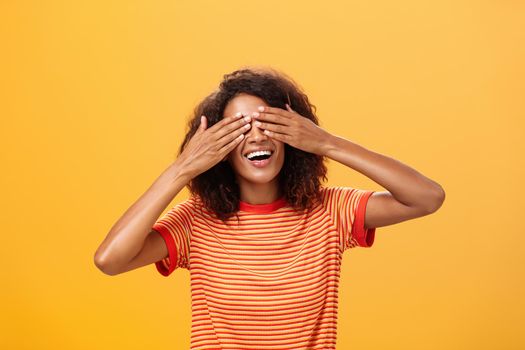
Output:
(93, 160), (191, 275)
(322, 134), (446, 229)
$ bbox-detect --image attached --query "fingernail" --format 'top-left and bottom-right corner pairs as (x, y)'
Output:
(252, 111), (259, 117)
(258, 106), (264, 111)
(235, 112), (242, 117)
(244, 116), (251, 122)
(254, 121), (261, 127)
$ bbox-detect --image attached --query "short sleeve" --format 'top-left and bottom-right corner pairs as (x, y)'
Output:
(320, 186), (377, 252)
(152, 197), (195, 276)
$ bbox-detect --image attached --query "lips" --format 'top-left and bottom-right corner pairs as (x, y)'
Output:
(243, 151), (274, 168)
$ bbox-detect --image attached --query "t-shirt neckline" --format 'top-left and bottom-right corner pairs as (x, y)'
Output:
(239, 196), (287, 213)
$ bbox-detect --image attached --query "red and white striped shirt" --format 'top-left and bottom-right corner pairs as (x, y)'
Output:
(153, 186), (376, 350)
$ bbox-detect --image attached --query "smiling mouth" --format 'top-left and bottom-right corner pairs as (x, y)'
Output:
(245, 153), (272, 161)
(243, 151), (274, 167)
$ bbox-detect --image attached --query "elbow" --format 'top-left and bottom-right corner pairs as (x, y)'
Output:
(94, 251), (121, 276)
(424, 185), (446, 214)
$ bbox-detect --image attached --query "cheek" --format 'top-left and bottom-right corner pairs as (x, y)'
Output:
(277, 143), (285, 157)
(228, 142), (241, 155)
(227, 143), (243, 162)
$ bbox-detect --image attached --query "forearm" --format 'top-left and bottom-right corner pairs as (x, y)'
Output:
(94, 160), (191, 270)
(323, 134), (444, 209)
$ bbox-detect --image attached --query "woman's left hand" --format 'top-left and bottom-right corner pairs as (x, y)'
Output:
(252, 104), (332, 156)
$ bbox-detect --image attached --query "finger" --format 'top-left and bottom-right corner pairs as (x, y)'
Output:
(252, 111), (290, 126)
(207, 111), (244, 134)
(254, 120), (291, 135)
(257, 105), (294, 119)
(217, 119), (251, 147)
(218, 133), (244, 154)
(262, 129), (291, 142)
(215, 115), (251, 142)
(200, 115), (207, 131)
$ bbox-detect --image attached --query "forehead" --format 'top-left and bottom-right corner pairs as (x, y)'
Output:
(223, 93), (268, 117)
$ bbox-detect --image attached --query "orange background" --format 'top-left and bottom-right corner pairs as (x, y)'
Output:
(1, 1), (523, 349)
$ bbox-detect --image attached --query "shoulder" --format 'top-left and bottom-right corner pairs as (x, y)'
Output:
(177, 194), (203, 208)
(317, 185), (369, 209)
(318, 185), (348, 201)
(316, 185), (339, 209)
(164, 195), (201, 220)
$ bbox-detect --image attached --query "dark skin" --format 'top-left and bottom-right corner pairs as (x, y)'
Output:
(251, 104), (446, 229)
(95, 102), (445, 276)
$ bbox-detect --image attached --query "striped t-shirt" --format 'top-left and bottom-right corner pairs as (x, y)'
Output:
(152, 186), (376, 350)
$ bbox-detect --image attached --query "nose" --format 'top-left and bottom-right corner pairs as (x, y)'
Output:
(245, 115), (269, 142)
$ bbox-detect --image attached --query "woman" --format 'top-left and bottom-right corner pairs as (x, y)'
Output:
(94, 67), (445, 349)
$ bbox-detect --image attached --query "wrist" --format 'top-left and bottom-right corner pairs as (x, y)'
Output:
(321, 133), (340, 158)
(163, 159), (193, 185)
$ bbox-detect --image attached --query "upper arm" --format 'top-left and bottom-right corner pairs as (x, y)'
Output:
(116, 229), (169, 274)
(364, 191), (435, 229)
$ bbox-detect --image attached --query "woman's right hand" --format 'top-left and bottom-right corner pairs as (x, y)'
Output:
(177, 112), (252, 179)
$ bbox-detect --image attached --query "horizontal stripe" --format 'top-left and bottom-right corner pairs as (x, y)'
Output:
(152, 186), (376, 349)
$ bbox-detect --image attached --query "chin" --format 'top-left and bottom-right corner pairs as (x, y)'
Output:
(241, 172), (280, 184)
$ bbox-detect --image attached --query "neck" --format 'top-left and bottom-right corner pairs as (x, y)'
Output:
(238, 178), (282, 205)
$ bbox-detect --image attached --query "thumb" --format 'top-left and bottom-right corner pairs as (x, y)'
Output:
(200, 115), (207, 131)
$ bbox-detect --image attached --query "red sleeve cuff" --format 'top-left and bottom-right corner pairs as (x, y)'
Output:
(153, 225), (178, 277)
(352, 191), (376, 247)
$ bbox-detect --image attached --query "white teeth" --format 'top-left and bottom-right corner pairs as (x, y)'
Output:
(246, 150), (272, 160)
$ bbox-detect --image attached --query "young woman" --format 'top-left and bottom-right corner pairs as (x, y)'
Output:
(94, 67), (445, 349)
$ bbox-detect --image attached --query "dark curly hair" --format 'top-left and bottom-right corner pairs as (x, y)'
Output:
(177, 66), (328, 222)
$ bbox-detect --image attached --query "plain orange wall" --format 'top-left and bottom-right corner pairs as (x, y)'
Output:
(1, 1), (523, 349)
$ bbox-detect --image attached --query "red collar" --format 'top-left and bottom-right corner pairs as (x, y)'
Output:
(239, 197), (287, 213)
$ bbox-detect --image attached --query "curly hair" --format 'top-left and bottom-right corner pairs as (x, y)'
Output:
(177, 66), (328, 222)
